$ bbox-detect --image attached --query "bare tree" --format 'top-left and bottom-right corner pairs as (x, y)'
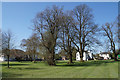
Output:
(21, 33), (40, 63)
(72, 4), (99, 61)
(2, 30), (15, 68)
(32, 6), (64, 65)
(21, 39), (33, 61)
(59, 11), (75, 64)
(40, 31), (56, 64)
(29, 33), (40, 63)
(102, 22), (118, 61)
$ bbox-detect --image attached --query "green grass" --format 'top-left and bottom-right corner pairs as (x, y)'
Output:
(1, 60), (119, 78)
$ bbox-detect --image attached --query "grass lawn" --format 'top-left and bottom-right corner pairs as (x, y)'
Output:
(1, 60), (119, 78)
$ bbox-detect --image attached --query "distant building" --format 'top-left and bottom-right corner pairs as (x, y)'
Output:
(76, 51), (93, 61)
(99, 52), (111, 60)
(61, 56), (66, 60)
(1, 49), (25, 61)
(0, 54), (5, 61)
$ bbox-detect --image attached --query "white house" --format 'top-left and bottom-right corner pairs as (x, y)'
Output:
(76, 51), (93, 61)
(0, 54), (5, 61)
(99, 52), (111, 60)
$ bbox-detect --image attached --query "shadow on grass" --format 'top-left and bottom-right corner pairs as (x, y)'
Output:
(2, 64), (30, 66)
(2, 72), (25, 78)
(9, 67), (45, 70)
(25, 68), (44, 70)
(56, 60), (117, 67)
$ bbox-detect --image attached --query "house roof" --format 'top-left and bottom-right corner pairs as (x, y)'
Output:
(10, 49), (25, 57)
(100, 52), (110, 54)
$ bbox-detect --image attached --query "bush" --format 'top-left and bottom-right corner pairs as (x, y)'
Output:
(72, 57), (76, 60)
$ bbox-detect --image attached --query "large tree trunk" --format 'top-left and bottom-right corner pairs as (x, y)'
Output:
(114, 53), (118, 61)
(52, 51), (56, 65)
(47, 49), (56, 66)
(69, 52), (73, 64)
(80, 57), (84, 62)
(30, 56), (32, 62)
(113, 44), (118, 61)
(80, 51), (84, 62)
(47, 34), (56, 66)
(33, 54), (36, 63)
(67, 35), (73, 64)
(7, 55), (10, 68)
(113, 50), (118, 61)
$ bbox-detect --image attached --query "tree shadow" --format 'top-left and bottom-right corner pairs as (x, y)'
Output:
(25, 68), (44, 70)
(2, 64), (29, 66)
(2, 72), (25, 78)
(56, 60), (117, 67)
(9, 67), (45, 70)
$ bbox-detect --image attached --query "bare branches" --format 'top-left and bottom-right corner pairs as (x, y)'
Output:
(71, 4), (99, 61)
(102, 22), (118, 61)
(21, 33), (40, 63)
(32, 5), (64, 65)
(2, 30), (15, 53)
(2, 30), (15, 68)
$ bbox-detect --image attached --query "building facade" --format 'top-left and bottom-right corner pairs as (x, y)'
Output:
(76, 51), (93, 61)
(99, 52), (111, 60)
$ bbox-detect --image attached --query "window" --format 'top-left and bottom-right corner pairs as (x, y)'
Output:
(76, 54), (78, 56)
(77, 57), (78, 59)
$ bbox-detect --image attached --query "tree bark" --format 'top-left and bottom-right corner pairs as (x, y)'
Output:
(113, 47), (118, 61)
(80, 51), (84, 62)
(113, 46), (118, 61)
(51, 50), (56, 66)
(47, 49), (56, 66)
(69, 52), (73, 64)
(7, 55), (10, 68)
(30, 56), (32, 62)
(33, 54), (36, 63)
(114, 52), (118, 61)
